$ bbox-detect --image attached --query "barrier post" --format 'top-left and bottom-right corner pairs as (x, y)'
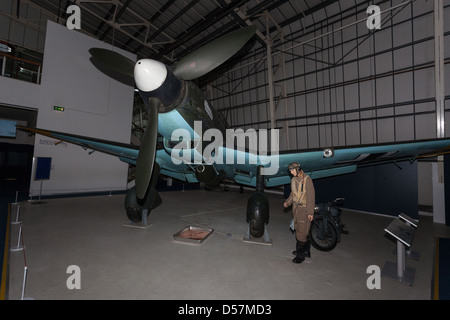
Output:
(10, 224), (24, 252)
(11, 204), (21, 225)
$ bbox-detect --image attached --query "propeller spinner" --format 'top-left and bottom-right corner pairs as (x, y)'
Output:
(134, 59), (167, 92)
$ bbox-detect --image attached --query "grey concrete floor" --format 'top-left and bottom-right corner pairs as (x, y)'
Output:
(7, 188), (450, 300)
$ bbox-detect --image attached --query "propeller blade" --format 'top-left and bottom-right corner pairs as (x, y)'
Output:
(173, 25), (257, 80)
(89, 48), (135, 80)
(135, 98), (159, 199)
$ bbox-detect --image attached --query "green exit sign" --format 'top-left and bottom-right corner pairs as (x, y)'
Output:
(53, 106), (64, 112)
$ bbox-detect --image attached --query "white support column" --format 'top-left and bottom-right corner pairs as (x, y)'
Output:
(434, 0), (445, 138)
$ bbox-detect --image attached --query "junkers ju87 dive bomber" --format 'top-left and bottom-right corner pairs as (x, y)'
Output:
(18, 25), (450, 241)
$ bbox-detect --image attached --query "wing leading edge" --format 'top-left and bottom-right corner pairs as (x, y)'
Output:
(263, 138), (450, 187)
(17, 125), (450, 188)
(17, 125), (140, 164)
(16, 125), (196, 183)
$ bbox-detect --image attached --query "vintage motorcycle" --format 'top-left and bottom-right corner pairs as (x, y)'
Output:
(310, 197), (348, 251)
(289, 197), (348, 251)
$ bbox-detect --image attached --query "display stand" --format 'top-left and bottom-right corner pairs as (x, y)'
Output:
(381, 218), (416, 286)
(123, 209), (152, 229)
(243, 224), (272, 245)
(395, 213), (419, 260)
(398, 213), (418, 228)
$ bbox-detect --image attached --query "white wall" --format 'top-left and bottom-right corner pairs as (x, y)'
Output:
(0, 78), (41, 109)
(0, 21), (136, 196)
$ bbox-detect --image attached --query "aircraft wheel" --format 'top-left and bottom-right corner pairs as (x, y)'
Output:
(126, 207), (150, 223)
(249, 219), (265, 238)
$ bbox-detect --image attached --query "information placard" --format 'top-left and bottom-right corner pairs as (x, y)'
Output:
(35, 157), (52, 180)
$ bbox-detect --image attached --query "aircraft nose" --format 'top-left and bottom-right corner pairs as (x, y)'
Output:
(134, 59), (168, 92)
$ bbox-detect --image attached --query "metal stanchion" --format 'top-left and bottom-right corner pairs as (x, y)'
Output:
(20, 267), (33, 300)
(11, 204), (21, 225)
(12, 191), (19, 205)
(10, 204), (33, 300)
(21, 266), (28, 300)
(10, 224), (24, 252)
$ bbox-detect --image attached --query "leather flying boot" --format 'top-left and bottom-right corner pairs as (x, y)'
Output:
(304, 236), (311, 258)
(292, 240), (305, 264)
(293, 238), (311, 258)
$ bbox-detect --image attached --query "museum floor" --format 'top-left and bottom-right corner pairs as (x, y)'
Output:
(6, 187), (450, 300)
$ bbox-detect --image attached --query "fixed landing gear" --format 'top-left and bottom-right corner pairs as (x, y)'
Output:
(244, 166), (271, 243)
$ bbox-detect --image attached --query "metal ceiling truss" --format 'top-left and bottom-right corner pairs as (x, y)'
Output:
(5, 0), (445, 144)
(76, 0), (177, 62)
(14, 0), (347, 65)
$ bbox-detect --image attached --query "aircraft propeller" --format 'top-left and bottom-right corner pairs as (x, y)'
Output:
(134, 97), (159, 199)
(89, 26), (257, 200)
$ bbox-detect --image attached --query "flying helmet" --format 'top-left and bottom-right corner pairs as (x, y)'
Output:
(287, 162), (301, 171)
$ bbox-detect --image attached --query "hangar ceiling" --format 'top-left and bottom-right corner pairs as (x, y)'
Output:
(2, 0), (446, 147)
(5, 0), (346, 134)
(19, 0), (336, 64)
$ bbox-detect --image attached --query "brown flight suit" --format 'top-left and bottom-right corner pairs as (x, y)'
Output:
(285, 173), (315, 242)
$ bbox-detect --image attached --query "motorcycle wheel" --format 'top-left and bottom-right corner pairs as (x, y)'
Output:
(310, 217), (338, 251)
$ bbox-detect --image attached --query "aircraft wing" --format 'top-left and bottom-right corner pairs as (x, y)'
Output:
(17, 125), (450, 188)
(16, 125), (195, 182)
(17, 125), (140, 165)
(216, 138), (450, 188)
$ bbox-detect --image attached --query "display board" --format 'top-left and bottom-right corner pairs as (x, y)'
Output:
(35, 157), (51, 180)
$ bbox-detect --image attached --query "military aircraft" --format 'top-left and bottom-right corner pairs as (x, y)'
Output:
(18, 25), (450, 239)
